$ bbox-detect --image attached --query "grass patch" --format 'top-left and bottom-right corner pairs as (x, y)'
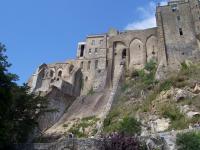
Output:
(159, 103), (189, 130)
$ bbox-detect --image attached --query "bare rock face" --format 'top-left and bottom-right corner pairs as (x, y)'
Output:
(180, 105), (200, 118)
(148, 116), (170, 133)
(38, 88), (75, 131)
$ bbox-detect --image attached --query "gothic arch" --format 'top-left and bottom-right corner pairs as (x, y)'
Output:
(146, 35), (158, 62)
(129, 38), (145, 69)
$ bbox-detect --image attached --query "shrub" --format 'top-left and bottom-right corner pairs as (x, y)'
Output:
(176, 131), (200, 150)
(145, 59), (157, 72)
(118, 117), (141, 136)
(88, 88), (94, 95)
(159, 80), (173, 91)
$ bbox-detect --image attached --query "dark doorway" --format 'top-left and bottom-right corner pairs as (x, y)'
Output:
(122, 49), (126, 59)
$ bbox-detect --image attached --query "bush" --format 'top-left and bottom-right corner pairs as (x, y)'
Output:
(176, 131), (200, 150)
(145, 59), (157, 72)
(159, 80), (173, 91)
(118, 117), (141, 136)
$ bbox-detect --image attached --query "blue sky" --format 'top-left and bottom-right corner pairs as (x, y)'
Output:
(0, 0), (167, 84)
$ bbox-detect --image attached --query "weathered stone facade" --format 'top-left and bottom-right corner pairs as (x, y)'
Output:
(28, 0), (200, 133)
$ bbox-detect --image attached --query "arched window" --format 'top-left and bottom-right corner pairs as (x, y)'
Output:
(58, 70), (62, 77)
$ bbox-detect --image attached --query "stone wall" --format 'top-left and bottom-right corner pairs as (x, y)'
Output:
(157, 0), (200, 71)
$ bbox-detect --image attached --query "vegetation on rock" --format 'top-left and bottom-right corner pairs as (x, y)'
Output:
(104, 60), (200, 135)
(68, 116), (99, 138)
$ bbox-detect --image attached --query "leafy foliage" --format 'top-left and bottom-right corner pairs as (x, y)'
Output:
(118, 117), (141, 136)
(0, 43), (49, 149)
(176, 131), (200, 150)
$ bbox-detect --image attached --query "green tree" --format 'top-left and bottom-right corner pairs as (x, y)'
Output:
(0, 43), (49, 149)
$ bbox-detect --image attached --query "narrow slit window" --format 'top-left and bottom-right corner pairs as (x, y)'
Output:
(95, 60), (98, 69)
(80, 62), (84, 69)
(179, 28), (183, 36)
(87, 61), (91, 70)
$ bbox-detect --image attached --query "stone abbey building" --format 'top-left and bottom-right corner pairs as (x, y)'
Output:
(29, 0), (200, 94)
(28, 0), (200, 131)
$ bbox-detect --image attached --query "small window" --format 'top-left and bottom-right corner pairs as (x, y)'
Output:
(199, 17), (200, 20)
(87, 61), (91, 70)
(138, 45), (141, 49)
(177, 16), (180, 21)
(122, 49), (126, 59)
(172, 4), (178, 12)
(100, 40), (103, 45)
(91, 40), (95, 45)
(95, 60), (98, 69)
(89, 49), (92, 54)
(95, 48), (98, 53)
(179, 28), (183, 36)
(80, 62), (84, 69)
(80, 45), (85, 57)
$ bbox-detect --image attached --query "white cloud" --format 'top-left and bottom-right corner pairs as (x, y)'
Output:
(125, 1), (168, 30)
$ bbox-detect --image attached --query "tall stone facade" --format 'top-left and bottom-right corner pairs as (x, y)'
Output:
(28, 0), (200, 112)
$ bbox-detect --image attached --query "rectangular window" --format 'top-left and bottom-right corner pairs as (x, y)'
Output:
(80, 62), (84, 69)
(179, 28), (183, 36)
(100, 40), (103, 45)
(95, 60), (98, 69)
(80, 45), (85, 57)
(95, 48), (98, 53)
(91, 40), (95, 45)
(88, 49), (92, 54)
(87, 61), (91, 70)
(177, 16), (180, 21)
